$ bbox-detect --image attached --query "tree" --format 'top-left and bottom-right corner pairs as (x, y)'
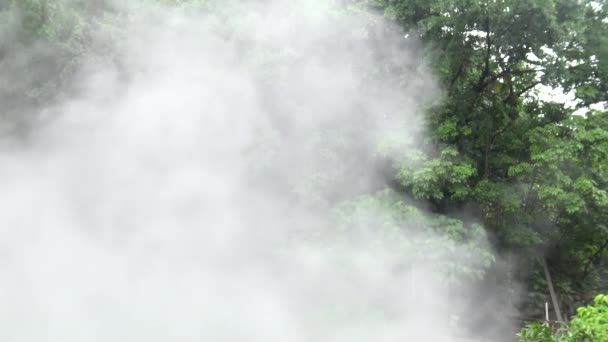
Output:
(367, 0), (608, 317)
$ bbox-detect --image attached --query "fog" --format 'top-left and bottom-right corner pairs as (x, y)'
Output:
(0, 1), (512, 341)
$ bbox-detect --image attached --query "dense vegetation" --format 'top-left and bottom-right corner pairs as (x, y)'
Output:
(372, 0), (608, 327)
(373, 0), (608, 328)
(1, 0), (607, 340)
(519, 294), (608, 341)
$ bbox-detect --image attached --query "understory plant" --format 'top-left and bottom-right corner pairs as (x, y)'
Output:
(518, 294), (608, 341)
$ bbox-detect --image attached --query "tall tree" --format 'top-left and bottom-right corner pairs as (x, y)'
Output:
(368, 0), (608, 316)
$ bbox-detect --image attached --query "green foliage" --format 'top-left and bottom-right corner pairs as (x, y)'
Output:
(518, 322), (561, 342)
(518, 294), (608, 341)
(395, 146), (477, 201)
(366, 0), (608, 317)
(333, 189), (495, 283)
(568, 294), (608, 341)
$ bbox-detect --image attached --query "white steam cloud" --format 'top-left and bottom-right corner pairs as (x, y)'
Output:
(0, 1), (509, 341)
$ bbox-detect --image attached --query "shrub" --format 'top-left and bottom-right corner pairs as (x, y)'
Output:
(517, 294), (608, 342)
(568, 294), (608, 341)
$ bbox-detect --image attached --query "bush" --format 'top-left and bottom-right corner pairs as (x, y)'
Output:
(568, 294), (608, 341)
(517, 322), (560, 342)
(517, 294), (608, 342)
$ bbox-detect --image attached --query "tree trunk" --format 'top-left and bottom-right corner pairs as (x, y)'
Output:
(542, 257), (564, 322)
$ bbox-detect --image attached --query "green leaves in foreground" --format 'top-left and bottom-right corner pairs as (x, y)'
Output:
(518, 294), (608, 342)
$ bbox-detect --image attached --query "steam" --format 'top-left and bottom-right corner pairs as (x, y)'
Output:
(1, 1), (507, 341)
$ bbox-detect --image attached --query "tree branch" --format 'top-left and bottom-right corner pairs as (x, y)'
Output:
(503, 81), (541, 103)
(483, 123), (511, 178)
(449, 60), (466, 91)
(475, 16), (492, 92)
(516, 81), (541, 97)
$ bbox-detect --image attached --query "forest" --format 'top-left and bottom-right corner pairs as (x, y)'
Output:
(1, 0), (607, 341)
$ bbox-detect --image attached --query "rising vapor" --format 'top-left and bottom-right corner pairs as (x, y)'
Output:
(0, 1), (509, 341)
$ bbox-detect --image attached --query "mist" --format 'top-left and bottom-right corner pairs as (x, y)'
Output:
(1, 1), (512, 341)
